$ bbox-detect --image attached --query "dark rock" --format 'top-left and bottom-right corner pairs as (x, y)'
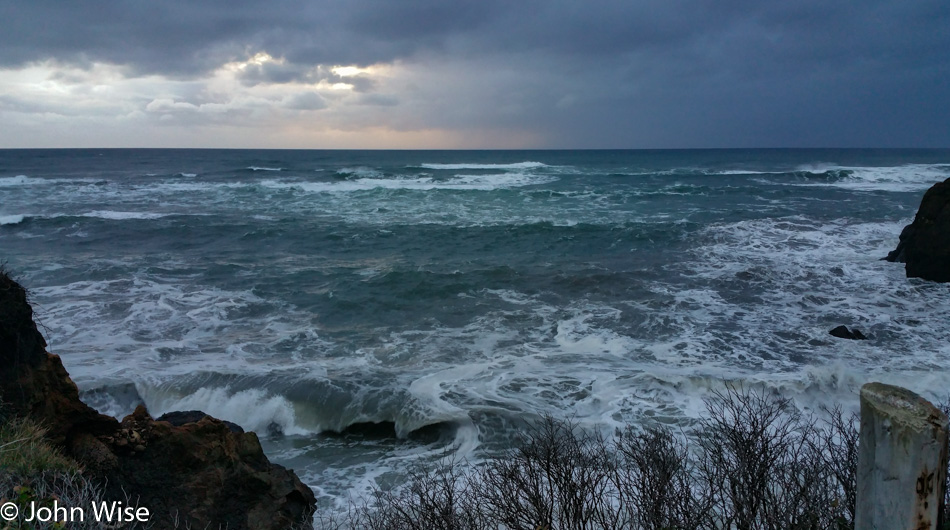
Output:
(97, 406), (314, 530)
(0, 269), (115, 443)
(69, 431), (119, 474)
(0, 270), (316, 529)
(158, 410), (245, 433)
(884, 224), (916, 263)
(829, 325), (868, 340)
(885, 177), (950, 282)
(267, 421), (285, 438)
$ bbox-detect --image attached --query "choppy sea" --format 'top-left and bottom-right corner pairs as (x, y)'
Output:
(2, 148), (949, 510)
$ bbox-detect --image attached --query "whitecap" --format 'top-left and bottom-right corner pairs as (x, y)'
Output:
(260, 173), (557, 193)
(336, 166), (382, 178)
(81, 210), (168, 220)
(714, 169), (789, 175)
(791, 163), (949, 192)
(0, 175), (109, 187)
(140, 385), (308, 436)
(0, 175), (43, 186)
(247, 167), (283, 172)
(419, 161), (547, 170)
(0, 214), (25, 225)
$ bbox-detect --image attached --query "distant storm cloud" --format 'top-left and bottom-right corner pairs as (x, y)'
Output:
(0, 0), (947, 147)
(0, 0), (500, 76)
(282, 91), (328, 111)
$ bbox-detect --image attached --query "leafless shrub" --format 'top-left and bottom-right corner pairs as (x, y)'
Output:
(614, 426), (704, 530)
(321, 386), (870, 530)
(937, 396), (950, 530)
(809, 405), (858, 529)
(475, 416), (619, 530)
(694, 385), (843, 530)
(348, 458), (484, 530)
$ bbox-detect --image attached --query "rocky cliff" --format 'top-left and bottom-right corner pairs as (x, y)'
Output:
(0, 270), (316, 529)
(886, 177), (950, 282)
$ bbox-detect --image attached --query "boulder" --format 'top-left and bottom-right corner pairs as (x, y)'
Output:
(885, 177), (950, 282)
(829, 325), (867, 340)
(0, 270), (316, 529)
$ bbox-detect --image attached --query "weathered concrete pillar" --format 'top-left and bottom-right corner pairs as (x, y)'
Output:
(855, 382), (949, 530)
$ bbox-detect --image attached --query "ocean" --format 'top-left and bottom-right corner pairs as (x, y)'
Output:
(2, 148), (949, 510)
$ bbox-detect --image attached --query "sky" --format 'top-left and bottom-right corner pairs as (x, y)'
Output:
(0, 0), (948, 149)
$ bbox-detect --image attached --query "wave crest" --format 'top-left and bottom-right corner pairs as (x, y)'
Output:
(0, 214), (26, 226)
(418, 162), (547, 170)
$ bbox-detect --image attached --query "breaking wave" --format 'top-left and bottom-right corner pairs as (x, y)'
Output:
(81, 211), (169, 220)
(418, 162), (547, 170)
(261, 172), (556, 192)
(787, 163), (949, 192)
(0, 214), (25, 226)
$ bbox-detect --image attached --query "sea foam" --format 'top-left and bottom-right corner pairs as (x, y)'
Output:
(419, 161), (547, 170)
(0, 175), (44, 186)
(81, 211), (168, 220)
(10, 149), (950, 516)
(260, 172), (556, 193)
(790, 163), (949, 192)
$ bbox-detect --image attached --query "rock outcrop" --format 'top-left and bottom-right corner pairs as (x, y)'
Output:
(829, 325), (867, 340)
(885, 177), (950, 282)
(90, 406), (314, 530)
(0, 270), (113, 443)
(0, 270), (316, 530)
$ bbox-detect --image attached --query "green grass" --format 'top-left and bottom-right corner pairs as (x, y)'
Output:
(0, 417), (79, 476)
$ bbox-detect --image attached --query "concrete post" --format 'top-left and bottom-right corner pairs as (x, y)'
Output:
(855, 382), (949, 530)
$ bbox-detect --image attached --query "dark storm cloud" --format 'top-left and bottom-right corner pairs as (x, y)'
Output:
(283, 91), (328, 111)
(1, 0), (947, 146)
(236, 61), (317, 86)
(5, 0), (944, 78)
(0, 0), (501, 75)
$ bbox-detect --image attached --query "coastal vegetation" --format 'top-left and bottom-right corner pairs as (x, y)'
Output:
(317, 386), (950, 530)
(0, 407), (150, 530)
(4, 384), (949, 529)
